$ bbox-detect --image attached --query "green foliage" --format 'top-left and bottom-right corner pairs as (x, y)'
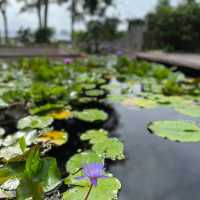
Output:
(63, 177), (121, 200)
(81, 129), (125, 160)
(75, 18), (122, 53)
(74, 109), (108, 122)
(34, 27), (54, 43)
(16, 177), (43, 200)
(144, 0), (200, 51)
(148, 120), (200, 142)
(17, 115), (53, 130)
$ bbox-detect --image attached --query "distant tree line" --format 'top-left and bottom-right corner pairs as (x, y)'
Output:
(0, 0), (114, 44)
(144, 0), (200, 52)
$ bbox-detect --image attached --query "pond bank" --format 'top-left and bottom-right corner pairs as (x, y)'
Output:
(136, 52), (200, 76)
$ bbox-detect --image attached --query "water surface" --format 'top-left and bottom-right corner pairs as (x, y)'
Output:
(110, 104), (200, 200)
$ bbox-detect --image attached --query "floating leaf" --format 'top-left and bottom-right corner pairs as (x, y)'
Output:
(0, 145), (23, 161)
(66, 151), (104, 174)
(49, 110), (72, 120)
(74, 109), (108, 122)
(0, 189), (15, 199)
(173, 103), (200, 117)
(63, 177), (121, 200)
(122, 97), (157, 108)
(81, 129), (108, 144)
(0, 130), (38, 147)
(85, 89), (105, 97)
(107, 94), (126, 103)
(37, 130), (68, 146)
(83, 83), (96, 90)
(0, 163), (24, 186)
(91, 138), (125, 160)
(148, 120), (200, 142)
(17, 116), (53, 130)
(30, 103), (64, 115)
(0, 128), (5, 137)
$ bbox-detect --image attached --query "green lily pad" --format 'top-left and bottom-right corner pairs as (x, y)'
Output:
(173, 103), (200, 117)
(85, 89), (105, 97)
(29, 103), (64, 115)
(81, 129), (108, 143)
(83, 84), (96, 90)
(17, 116), (53, 130)
(66, 151), (104, 174)
(73, 109), (108, 122)
(122, 97), (157, 108)
(107, 94), (126, 103)
(0, 145), (24, 161)
(148, 120), (200, 142)
(63, 177), (121, 200)
(91, 138), (125, 160)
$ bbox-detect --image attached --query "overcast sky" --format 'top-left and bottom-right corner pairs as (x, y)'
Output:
(0, 0), (181, 38)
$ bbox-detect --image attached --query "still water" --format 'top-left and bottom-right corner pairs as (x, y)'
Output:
(110, 104), (200, 200)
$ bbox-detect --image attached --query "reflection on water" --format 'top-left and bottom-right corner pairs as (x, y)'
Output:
(110, 104), (200, 200)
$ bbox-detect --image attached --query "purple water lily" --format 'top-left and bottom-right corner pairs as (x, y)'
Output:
(76, 163), (108, 187)
(64, 58), (73, 65)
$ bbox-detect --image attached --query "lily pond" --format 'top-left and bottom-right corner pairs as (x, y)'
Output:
(0, 56), (199, 200)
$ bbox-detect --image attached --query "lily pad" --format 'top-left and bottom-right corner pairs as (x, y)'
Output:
(74, 109), (108, 122)
(37, 130), (68, 146)
(66, 151), (104, 174)
(91, 138), (125, 160)
(63, 177), (121, 200)
(49, 110), (72, 120)
(30, 103), (64, 115)
(17, 116), (53, 130)
(85, 89), (105, 97)
(81, 129), (108, 144)
(173, 103), (200, 117)
(148, 120), (200, 142)
(0, 145), (23, 161)
(122, 97), (157, 108)
(107, 94), (126, 103)
(0, 189), (15, 199)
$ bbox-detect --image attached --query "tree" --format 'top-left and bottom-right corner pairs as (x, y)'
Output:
(144, 0), (200, 51)
(0, 0), (9, 44)
(74, 17), (121, 53)
(59, 0), (114, 44)
(18, 0), (42, 29)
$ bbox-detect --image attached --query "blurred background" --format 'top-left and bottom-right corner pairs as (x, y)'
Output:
(0, 0), (199, 54)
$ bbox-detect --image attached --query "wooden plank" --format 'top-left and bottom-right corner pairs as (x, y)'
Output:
(136, 52), (200, 71)
(0, 47), (82, 59)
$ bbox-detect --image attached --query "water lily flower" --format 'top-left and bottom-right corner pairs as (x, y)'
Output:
(76, 163), (108, 186)
(64, 58), (73, 65)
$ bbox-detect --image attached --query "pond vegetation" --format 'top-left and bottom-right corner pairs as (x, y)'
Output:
(0, 56), (199, 199)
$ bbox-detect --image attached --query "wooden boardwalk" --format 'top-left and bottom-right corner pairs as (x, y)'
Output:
(136, 52), (200, 71)
(0, 47), (82, 59)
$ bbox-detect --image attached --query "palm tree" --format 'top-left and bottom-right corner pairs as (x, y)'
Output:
(18, 0), (43, 29)
(59, 0), (114, 44)
(0, 0), (9, 43)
